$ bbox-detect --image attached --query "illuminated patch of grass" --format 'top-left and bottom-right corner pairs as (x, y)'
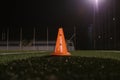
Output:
(0, 52), (50, 64)
(71, 50), (120, 60)
(1, 50), (120, 64)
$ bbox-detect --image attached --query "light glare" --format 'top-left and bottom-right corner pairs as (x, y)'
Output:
(95, 0), (98, 5)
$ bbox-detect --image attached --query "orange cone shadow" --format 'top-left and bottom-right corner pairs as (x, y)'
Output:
(52, 28), (71, 56)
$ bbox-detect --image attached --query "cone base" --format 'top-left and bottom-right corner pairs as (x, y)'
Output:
(51, 52), (71, 56)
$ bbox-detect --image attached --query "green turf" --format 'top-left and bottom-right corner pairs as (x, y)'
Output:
(0, 50), (120, 64)
(0, 51), (50, 64)
(72, 50), (120, 60)
(0, 50), (120, 80)
(0, 56), (120, 80)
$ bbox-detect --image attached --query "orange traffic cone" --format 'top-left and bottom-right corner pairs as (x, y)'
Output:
(52, 28), (71, 56)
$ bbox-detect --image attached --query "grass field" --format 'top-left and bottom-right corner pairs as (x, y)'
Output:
(0, 50), (120, 64)
(0, 50), (50, 64)
(0, 50), (120, 80)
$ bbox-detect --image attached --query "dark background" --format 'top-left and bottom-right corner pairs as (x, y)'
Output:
(0, 0), (120, 50)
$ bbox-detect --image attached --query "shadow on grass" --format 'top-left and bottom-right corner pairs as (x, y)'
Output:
(0, 55), (120, 80)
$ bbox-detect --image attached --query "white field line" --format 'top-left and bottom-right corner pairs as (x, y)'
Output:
(0, 51), (47, 55)
(98, 50), (120, 53)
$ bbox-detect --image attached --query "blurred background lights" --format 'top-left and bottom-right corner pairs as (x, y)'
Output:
(87, 0), (105, 6)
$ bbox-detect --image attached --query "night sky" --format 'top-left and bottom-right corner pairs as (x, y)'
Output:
(0, 0), (120, 49)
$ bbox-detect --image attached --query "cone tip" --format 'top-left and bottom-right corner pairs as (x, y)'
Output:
(59, 27), (63, 30)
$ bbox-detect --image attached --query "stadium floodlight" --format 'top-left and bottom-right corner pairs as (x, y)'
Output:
(87, 0), (101, 49)
(91, 0), (105, 49)
(87, 0), (99, 10)
(87, 0), (105, 10)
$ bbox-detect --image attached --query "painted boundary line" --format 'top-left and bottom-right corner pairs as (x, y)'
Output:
(0, 51), (47, 55)
(99, 51), (120, 53)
